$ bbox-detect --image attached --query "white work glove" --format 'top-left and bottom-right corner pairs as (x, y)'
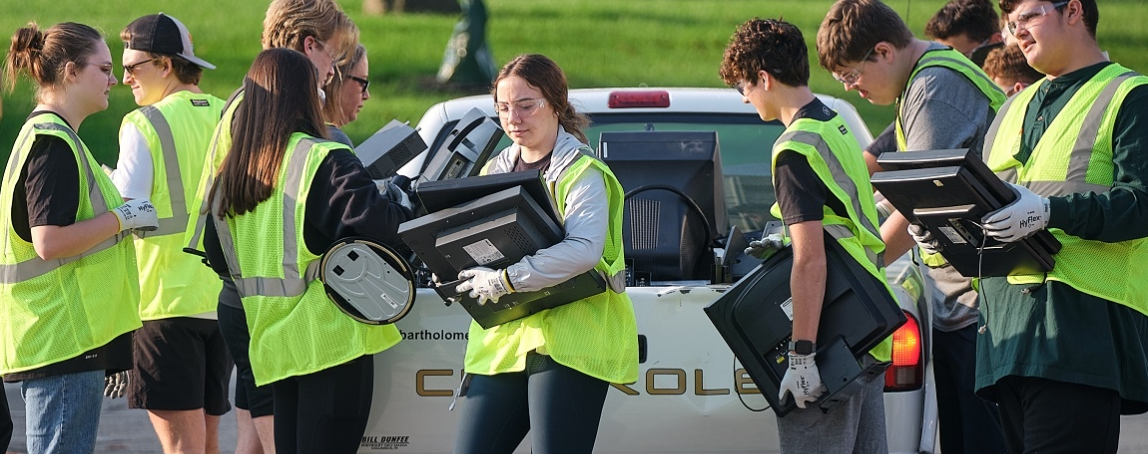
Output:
(374, 178), (412, 211)
(104, 371), (129, 399)
(456, 266), (512, 305)
(907, 224), (942, 255)
(112, 199), (159, 232)
(778, 352), (826, 409)
(744, 233), (785, 260)
(982, 182), (1049, 242)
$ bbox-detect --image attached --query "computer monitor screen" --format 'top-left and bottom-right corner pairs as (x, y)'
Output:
(598, 131), (727, 282)
(416, 107), (504, 186)
(872, 148), (1061, 277)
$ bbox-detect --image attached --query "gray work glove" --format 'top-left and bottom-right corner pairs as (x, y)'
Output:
(907, 224), (942, 255)
(744, 233), (785, 260)
(374, 178), (412, 211)
(104, 371), (129, 399)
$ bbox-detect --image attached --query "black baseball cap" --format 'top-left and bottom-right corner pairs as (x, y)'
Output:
(123, 13), (215, 70)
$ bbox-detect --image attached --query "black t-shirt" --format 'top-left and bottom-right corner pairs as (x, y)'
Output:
(513, 152), (553, 174)
(773, 99), (849, 225)
(203, 145), (415, 308)
(13, 111), (82, 242)
(4, 111), (132, 382)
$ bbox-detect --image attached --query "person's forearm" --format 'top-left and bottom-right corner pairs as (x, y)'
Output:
(30, 212), (123, 260)
(880, 210), (916, 261)
(789, 221), (826, 342)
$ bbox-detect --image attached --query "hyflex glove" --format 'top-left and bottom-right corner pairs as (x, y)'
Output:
(778, 352), (826, 409)
(982, 182), (1049, 242)
(113, 199), (159, 232)
(375, 178), (412, 211)
(907, 224), (943, 255)
(104, 371), (129, 399)
(456, 266), (513, 305)
(744, 233), (785, 260)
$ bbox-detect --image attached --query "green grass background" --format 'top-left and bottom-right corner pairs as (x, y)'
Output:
(1, 0), (1146, 165)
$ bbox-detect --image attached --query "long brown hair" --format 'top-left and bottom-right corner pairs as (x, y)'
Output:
(209, 48), (326, 218)
(3, 22), (103, 98)
(492, 54), (589, 143)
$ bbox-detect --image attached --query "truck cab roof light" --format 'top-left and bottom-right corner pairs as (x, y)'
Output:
(608, 90), (671, 109)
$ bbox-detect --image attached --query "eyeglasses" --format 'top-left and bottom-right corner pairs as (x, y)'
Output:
(1006, 1), (1069, 35)
(123, 59), (155, 76)
(735, 81), (747, 96)
(494, 98), (547, 117)
(833, 47), (875, 86)
(347, 75), (370, 95)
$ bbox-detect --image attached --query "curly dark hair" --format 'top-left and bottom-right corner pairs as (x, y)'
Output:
(925, 0), (1001, 44)
(719, 18), (809, 88)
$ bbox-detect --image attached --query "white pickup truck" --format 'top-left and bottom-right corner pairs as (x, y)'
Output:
(358, 88), (938, 454)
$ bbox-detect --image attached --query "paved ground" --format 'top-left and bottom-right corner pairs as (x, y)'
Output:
(5, 378), (1148, 453)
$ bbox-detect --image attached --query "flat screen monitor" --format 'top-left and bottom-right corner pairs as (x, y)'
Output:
(416, 170), (558, 223)
(598, 131), (726, 282)
(415, 108), (504, 186)
(872, 148), (1061, 277)
(398, 184), (606, 328)
(704, 230), (905, 416)
(354, 120), (426, 179)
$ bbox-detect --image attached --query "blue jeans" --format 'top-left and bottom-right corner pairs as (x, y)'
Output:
(20, 370), (104, 454)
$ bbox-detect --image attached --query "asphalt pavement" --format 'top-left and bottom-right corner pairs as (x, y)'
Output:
(5, 378), (1148, 453)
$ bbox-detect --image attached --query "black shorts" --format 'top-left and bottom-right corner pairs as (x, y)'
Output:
(128, 317), (234, 415)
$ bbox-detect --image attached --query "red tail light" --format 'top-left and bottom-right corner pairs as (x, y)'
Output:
(608, 90), (670, 108)
(885, 311), (924, 391)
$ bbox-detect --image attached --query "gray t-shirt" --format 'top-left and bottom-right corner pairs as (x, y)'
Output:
(900, 43), (996, 331)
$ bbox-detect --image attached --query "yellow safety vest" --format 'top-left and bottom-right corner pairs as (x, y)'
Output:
(121, 91), (224, 320)
(184, 89), (244, 254)
(0, 113), (142, 374)
(894, 48), (1006, 268)
(213, 133), (401, 386)
(983, 63), (1148, 315)
(465, 151), (639, 384)
(771, 114), (894, 362)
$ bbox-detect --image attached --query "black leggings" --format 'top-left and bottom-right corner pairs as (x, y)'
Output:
(453, 352), (609, 454)
(272, 355), (374, 454)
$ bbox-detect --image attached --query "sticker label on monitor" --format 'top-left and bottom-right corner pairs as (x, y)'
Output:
(780, 297), (794, 321)
(463, 239), (506, 265)
(939, 226), (969, 245)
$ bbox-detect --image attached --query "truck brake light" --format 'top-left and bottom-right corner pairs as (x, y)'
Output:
(608, 90), (670, 109)
(884, 311), (924, 392)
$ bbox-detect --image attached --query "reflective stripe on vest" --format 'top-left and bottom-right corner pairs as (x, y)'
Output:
(553, 149), (628, 292)
(185, 89), (244, 253)
(982, 63), (1148, 314)
(775, 129), (884, 269)
(0, 122), (128, 283)
(895, 49), (1006, 151)
(213, 138), (320, 298)
(134, 107), (188, 237)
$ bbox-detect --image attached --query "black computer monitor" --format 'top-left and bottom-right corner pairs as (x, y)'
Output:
(704, 230), (905, 417)
(416, 170), (558, 222)
(398, 177), (606, 328)
(872, 149), (1061, 277)
(354, 120), (427, 180)
(598, 131), (726, 282)
(416, 108), (503, 185)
